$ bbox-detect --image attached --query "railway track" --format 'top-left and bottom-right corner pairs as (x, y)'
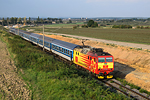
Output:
(99, 79), (150, 100)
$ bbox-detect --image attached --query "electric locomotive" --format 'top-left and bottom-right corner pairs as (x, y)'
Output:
(73, 46), (114, 79)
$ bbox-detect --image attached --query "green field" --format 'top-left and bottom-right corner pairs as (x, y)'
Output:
(54, 28), (150, 44)
(0, 29), (129, 100)
(27, 26), (150, 45)
(38, 22), (84, 28)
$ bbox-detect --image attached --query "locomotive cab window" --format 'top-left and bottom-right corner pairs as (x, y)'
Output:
(106, 57), (113, 62)
(98, 58), (105, 62)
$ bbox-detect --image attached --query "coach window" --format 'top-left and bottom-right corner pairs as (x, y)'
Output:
(64, 49), (65, 53)
(70, 51), (72, 56)
(78, 53), (79, 55)
(65, 50), (67, 54)
(52, 45), (53, 48)
(76, 52), (77, 55)
(67, 50), (69, 55)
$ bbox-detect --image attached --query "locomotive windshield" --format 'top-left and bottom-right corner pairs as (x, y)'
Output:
(98, 58), (105, 62)
(98, 57), (113, 62)
(106, 57), (113, 62)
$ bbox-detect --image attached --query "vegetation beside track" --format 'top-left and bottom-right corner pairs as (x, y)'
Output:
(0, 28), (130, 99)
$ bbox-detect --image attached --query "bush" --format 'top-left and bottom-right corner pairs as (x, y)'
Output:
(73, 26), (77, 30)
(112, 25), (132, 29)
(81, 25), (88, 28)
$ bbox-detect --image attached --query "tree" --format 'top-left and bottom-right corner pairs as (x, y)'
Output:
(18, 17), (22, 24)
(37, 16), (40, 22)
(87, 20), (94, 27)
(29, 17), (31, 24)
(10, 17), (14, 24)
(82, 25), (88, 28)
(7, 17), (9, 25)
(136, 26), (141, 29)
(87, 20), (98, 27)
(41, 18), (43, 24)
(14, 17), (18, 24)
(73, 26), (77, 30)
(94, 22), (98, 27)
(69, 20), (72, 23)
(59, 18), (63, 23)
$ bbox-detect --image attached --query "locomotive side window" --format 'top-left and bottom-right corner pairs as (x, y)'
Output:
(88, 56), (89, 59)
(98, 58), (105, 62)
(106, 57), (113, 62)
(94, 58), (96, 62)
(76, 52), (77, 55)
(90, 57), (92, 60)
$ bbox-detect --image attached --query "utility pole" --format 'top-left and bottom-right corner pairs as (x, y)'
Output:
(2, 20), (3, 31)
(7, 19), (9, 29)
(18, 22), (19, 35)
(43, 24), (44, 51)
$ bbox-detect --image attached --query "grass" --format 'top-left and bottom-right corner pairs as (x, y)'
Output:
(0, 29), (130, 100)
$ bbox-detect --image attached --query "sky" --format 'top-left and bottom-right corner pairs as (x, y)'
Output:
(0, 0), (150, 18)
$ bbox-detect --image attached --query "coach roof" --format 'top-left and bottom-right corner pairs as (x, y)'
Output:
(52, 39), (79, 50)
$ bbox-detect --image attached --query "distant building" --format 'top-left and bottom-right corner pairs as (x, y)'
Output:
(52, 21), (56, 24)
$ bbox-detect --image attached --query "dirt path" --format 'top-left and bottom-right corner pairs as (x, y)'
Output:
(45, 32), (150, 50)
(0, 40), (30, 100)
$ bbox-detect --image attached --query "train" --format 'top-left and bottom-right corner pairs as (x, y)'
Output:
(9, 28), (114, 79)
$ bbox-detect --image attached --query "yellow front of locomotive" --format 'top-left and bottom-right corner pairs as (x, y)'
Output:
(97, 56), (114, 79)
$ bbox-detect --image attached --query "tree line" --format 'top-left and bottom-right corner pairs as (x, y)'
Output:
(112, 25), (132, 29)
(136, 26), (150, 29)
(0, 16), (63, 26)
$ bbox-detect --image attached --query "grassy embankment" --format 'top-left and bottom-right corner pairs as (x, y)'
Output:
(0, 28), (129, 99)
(22, 26), (150, 45)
